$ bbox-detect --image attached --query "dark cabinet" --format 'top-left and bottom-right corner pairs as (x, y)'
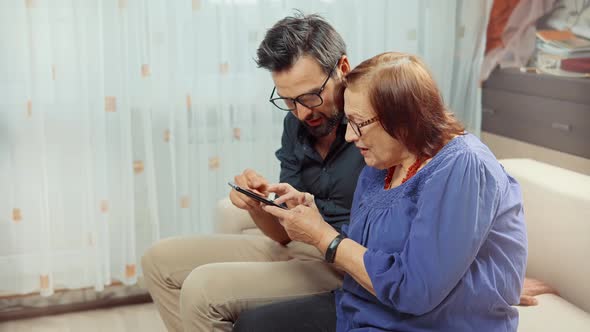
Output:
(482, 68), (590, 159)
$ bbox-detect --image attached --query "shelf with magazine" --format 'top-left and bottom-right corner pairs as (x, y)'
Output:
(532, 29), (590, 78)
(532, 0), (590, 78)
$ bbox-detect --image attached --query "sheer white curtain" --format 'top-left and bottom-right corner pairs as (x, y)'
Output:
(0, 0), (491, 296)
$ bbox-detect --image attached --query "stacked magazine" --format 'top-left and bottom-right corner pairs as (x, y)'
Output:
(535, 29), (590, 77)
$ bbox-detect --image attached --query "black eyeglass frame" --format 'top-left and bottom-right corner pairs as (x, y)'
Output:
(347, 116), (379, 137)
(268, 62), (338, 112)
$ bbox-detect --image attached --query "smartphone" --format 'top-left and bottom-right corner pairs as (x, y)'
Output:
(228, 182), (287, 210)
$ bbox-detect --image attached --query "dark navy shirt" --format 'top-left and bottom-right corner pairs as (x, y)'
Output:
(275, 113), (365, 231)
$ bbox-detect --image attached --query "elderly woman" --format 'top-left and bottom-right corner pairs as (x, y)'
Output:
(240, 52), (527, 332)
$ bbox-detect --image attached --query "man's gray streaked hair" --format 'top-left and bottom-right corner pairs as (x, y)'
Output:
(255, 12), (346, 75)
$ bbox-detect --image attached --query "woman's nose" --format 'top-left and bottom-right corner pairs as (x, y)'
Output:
(344, 123), (358, 143)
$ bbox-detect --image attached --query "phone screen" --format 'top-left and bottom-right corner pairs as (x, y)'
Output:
(228, 182), (287, 209)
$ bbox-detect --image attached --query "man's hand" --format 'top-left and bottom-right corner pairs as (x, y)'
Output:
(229, 171), (291, 245)
(519, 277), (559, 306)
(229, 169), (270, 211)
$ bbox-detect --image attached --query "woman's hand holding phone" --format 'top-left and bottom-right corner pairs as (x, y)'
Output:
(262, 183), (335, 248)
(267, 183), (314, 209)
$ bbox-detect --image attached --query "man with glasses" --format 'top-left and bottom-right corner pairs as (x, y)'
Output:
(141, 13), (364, 332)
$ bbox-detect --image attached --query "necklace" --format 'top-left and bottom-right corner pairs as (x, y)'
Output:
(384, 156), (425, 189)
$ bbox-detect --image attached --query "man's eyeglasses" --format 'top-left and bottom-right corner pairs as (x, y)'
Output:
(347, 116), (379, 137)
(269, 63), (337, 112)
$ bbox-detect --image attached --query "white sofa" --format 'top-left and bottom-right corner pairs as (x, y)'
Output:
(500, 159), (590, 331)
(215, 159), (590, 331)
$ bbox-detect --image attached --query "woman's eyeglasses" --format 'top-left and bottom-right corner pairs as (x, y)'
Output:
(347, 116), (379, 137)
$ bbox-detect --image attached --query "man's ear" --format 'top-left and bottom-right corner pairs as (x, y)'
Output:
(338, 55), (351, 77)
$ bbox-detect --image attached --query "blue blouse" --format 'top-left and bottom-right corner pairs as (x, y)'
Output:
(335, 134), (527, 332)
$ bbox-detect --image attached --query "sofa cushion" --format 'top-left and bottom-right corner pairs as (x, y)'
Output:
(214, 198), (256, 234)
(242, 228), (263, 236)
(500, 159), (590, 313)
(518, 294), (590, 331)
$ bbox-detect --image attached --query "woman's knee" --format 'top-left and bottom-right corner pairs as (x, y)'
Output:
(232, 309), (260, 332)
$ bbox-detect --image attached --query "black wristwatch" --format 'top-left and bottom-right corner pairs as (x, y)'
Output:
(325, 234), (345, 263)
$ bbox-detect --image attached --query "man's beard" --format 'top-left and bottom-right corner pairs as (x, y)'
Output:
(303, 108), (344, 137)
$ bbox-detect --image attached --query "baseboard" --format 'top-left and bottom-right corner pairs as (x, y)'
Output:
(0, 280), (152, 323)
(0, 293), (152, 322)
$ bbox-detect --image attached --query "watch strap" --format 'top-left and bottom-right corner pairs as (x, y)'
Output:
(325, 234), (345, 263)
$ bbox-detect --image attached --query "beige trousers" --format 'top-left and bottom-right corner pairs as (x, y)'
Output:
(141, 232), (343, 332)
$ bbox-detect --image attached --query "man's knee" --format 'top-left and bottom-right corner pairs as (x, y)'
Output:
(141, 237), (187, 277)
(141, 237), (176, 278)
(179, 264), (233, 318)
(141, 241), (162, 279)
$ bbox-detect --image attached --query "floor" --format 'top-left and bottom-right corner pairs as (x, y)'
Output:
(0, 303), (166, 332)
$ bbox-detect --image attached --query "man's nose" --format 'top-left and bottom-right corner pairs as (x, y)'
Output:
(295, 103), (313, 121)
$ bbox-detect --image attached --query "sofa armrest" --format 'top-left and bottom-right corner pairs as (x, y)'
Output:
(499, 158), (590, 313)
(214, 197), (259, 234)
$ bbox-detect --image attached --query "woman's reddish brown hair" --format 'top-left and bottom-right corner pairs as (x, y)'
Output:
(345, 52), (464, 158)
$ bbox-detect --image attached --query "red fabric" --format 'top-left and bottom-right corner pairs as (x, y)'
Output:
(561, 57), (590, 73)
(485, 0), (521, 54)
